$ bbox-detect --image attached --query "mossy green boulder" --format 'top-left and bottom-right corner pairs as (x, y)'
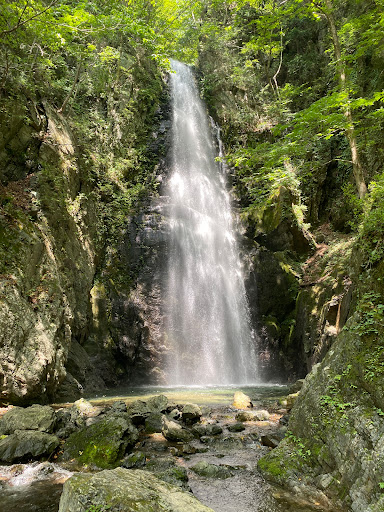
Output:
(62, 413), (139, 468)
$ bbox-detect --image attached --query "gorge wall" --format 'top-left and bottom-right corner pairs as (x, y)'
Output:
(0, 40), (167, 404)
(0, 53), (361, 405)
(1, 65), (309, 404)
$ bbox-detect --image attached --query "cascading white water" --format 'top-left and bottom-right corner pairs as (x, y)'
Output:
(165, 60), (259, 386)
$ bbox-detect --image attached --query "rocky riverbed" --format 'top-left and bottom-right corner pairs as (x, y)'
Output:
(0, 386), (323, 512)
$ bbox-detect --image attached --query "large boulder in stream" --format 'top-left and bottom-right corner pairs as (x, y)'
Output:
(127, 394), (168, 425)
(162, 417), (194, 442)
(0, 430), (59, 462)
(59, 468), (215, 512)
(181, 403), (202, 425)
(0, 404), (56, 434)
(62, 413), (139, 468)
(232, 391), (253, 409)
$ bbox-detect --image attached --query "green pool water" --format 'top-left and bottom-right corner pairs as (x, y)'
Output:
(84, 384), (290, 408)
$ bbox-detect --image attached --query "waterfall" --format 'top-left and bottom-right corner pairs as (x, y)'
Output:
(165, 60), (259, 386)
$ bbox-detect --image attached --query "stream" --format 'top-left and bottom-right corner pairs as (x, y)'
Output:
(0, 386), (322, 512)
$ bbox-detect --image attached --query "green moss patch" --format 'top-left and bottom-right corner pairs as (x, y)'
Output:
(63, 414), (138, 469)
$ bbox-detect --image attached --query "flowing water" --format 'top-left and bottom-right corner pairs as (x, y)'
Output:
(165, 60), (258, 386)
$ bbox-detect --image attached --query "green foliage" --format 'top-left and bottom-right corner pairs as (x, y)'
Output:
(197, 0), (384, 235)
(257, 451), (289, 478)
(86, 505), (111, 512)
(286, 431), (312, 460)
(350, 292), (384, 336)
(358, 174), (384, 266)
(364, 344), (384, 384)
(320, 392), (353, 414)
(0, 0), (189, 294)
(319, 364), (357, 424)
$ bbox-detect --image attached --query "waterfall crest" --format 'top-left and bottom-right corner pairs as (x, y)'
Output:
(165, 60), (259, 385)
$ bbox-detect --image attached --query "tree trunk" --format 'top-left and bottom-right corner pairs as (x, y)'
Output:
(323, 0), (367, 198)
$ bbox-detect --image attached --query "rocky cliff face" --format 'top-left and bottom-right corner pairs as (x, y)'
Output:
(257, 243), (384, 511)
(0, 103), (101, 404)
(0, 52), (165, 404)
(259, 317), (384, 511)
(0, 65), (363, 411)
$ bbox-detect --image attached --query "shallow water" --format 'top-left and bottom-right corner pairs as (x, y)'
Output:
(83, 384), (290, 408)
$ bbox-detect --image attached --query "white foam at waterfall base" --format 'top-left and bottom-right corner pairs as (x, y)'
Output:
(165, 59), (259, 386)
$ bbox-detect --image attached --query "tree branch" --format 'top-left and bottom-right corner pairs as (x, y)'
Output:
(0, 0), (59, 38)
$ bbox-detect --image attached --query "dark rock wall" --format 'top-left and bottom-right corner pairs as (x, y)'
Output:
(83, 103), (173, 387)
(109, 198), (170, 384)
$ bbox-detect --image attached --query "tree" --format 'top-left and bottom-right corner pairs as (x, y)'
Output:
(310, 0), (367, 198)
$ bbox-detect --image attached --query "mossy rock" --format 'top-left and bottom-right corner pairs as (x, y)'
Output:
(258, 320), (384, 510)
(0, 430), (59, 462)
(0, 404), (56, 434)
(62, 414), (138, 468)
(58, 468), (214, 512)
(145, 456), (189, 490)
(190, 461), (233, 479)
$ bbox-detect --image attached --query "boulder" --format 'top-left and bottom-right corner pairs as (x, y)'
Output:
(289, 379), (305, 394)
(62, 413), (139, 468)
(147, 395), (168, 411)
(0, 404), (56, 435)
(72, 398), (102, 418)
(0, 430), (59, 462)
(232, 391), (253, 409)
(286, 392), (299, 410)
(192, 424), (223, 437)
(55, 399), (103, 439)
(144, 412), (164, 434)
(181, 403), (202, 425)
(235, 409), (270, 422)
(55, 407), (85, 439)
(128, 395), (168, 425)
(168, 408), (182, 421)
(121, 451), (146, 469)
(58, 468), (214, 512)
(261, 433), (284, 449)
(190, 461), (233, 479)
(228, 422), (245, 432)
(162, 418), (194, 442)
(109, 401), (127, 414)
(146, 457), (190, 491)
